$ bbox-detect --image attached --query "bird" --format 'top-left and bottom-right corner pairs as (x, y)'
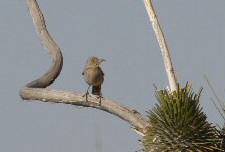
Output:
(82, 56), (105, 105)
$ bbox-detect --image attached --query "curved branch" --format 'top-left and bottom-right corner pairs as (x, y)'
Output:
(143, 0), (178, 91)
(20, 0), (149, 136)
(24, 0), (63, 88)
(20, 88), (149, 135)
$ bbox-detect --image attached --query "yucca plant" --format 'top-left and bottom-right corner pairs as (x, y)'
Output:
(143, 84), (222, 152)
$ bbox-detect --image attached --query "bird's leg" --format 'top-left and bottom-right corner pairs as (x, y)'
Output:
(82, 85), (91, 101)
(99, 95), (102, 106)
(97, 93), (104, 106)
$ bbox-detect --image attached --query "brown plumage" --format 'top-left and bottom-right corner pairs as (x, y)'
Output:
(82, 56), (105, 104)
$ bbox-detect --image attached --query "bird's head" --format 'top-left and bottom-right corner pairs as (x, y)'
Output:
(86, 56), (106, 67)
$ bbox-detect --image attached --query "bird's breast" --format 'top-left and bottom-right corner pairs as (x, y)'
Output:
(83, 67), (104, 86)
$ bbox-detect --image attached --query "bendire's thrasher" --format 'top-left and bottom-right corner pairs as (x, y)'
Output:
(82, 56), (105, 104)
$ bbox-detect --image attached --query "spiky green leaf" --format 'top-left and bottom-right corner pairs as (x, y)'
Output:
(143, 84), (222, 152)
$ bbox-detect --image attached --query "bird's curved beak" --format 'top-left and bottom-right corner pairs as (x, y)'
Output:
(99, 59), (106, 63)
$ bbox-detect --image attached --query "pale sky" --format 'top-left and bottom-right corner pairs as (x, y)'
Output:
(0, 1), (225, 152)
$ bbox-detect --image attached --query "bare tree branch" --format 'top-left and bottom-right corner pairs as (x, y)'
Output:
(25, 0), (63, 88)
(20, 87), (149, 135)
(20, 0), (149, 136)
(143, 0), (178, 92)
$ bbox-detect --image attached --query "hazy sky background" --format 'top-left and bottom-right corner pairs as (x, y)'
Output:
(0, 0), (225, 152)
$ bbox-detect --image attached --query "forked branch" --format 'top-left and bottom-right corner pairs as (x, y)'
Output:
(19, 0), (148, 136)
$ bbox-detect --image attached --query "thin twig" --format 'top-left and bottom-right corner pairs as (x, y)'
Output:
(211, 98), (225, 121)
(205, 75), (225, 110)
